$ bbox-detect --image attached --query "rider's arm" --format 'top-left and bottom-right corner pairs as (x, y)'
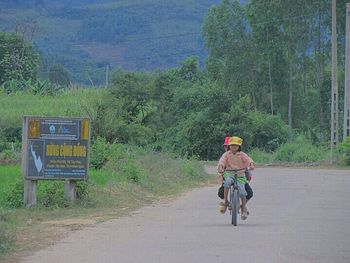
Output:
(249, 162), (255, 170)
(241, 152), (255, 170)
(217, 152), (228, 174)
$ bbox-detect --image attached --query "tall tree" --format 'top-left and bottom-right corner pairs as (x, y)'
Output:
(0, 32), (39, 85)
(203, 0), (254, 99)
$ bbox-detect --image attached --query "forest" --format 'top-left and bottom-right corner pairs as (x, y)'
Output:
(1, 0), (350, 163)
(0, 0), (223, 84)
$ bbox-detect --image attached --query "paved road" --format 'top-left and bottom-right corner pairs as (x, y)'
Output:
(20, 167), (350, 263)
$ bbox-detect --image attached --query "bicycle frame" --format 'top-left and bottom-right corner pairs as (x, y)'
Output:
(225, 168), (247, 226)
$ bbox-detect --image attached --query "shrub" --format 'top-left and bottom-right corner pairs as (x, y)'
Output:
(90, 137), (112, 169)
(337, 137), (350, 166)
(180, 161), (201, 178)
(248, 148), (274, 164)
(5, 180), (23, 208)
(38, 181), (69, 208)
(120, 158), (141, 183)
(274, 136), (328, 163)
(75, 180), (92, 200)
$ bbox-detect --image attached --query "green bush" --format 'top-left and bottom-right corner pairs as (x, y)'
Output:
(337, 137), (350, 166)
(117, 158), (141, 183)
(180, 161), (201, 178)
(0, 138), (9, 152)
(38, 181), (69, 208)
(90, 136), (113, 169)
(248, 148), (274, 164)
(76, 180), (92, 200)
(274, 136), (328, 163)
(5, 180), (23, 208)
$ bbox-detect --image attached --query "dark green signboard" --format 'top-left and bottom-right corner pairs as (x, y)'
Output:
(23, 116), (90, 180)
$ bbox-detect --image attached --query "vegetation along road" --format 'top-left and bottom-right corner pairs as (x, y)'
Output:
(19, 167), (350, 263)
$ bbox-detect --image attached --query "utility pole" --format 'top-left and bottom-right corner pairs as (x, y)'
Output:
(105, 64), (109, 88)
(344, 3), (350, 141)
(331, 0), (339, 161)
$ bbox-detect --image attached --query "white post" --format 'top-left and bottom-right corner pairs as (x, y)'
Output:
(344, 3), (350, 141)
(331, 0), (339, 162)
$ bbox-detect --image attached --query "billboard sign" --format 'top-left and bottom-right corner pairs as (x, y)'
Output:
(23, 116), (91, 180)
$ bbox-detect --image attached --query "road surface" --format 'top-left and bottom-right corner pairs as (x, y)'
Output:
(20, 167), (350, 263)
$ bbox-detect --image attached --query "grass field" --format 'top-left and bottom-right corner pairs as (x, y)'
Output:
(0, 88), (106, 128)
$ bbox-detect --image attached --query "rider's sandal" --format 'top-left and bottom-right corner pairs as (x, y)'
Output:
(239, 205), (249, 215)
(241, 211), (248, 220)
(219, 201), (229, 214)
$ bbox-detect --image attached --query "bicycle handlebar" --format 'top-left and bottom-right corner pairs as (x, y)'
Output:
(224, 168), (248, 172)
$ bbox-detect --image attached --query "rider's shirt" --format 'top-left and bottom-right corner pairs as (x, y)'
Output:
(217, 151), (254, 179)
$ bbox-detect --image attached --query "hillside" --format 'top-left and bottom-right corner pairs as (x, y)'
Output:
(0, 0), (233, 84)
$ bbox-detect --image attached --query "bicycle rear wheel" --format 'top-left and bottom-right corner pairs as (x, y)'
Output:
(231, 188), (239, 226)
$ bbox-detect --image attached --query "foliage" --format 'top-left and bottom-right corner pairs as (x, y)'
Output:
(274, 136), (329, 163)
(90, 136), (113, 169)
(246, 111), (291, 152)
(37, 181), (69, 208)
(90, 71), (154, 145)
(1, 78), (61, 95)
(0, 0), (346, 163)
(49, 64), (71, 87)
(5, 180), (23, 208)
(337, 137), (350, 166)
(0, 32), (39, 86)
(248, 148), (274, 164)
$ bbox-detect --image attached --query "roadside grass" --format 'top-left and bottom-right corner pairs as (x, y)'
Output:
(0, 150), (215, 261)
(0, 88), (105, 128)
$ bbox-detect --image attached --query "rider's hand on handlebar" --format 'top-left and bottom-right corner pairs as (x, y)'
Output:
(217, 164), (225, 174)
(249, 163), (255, 171)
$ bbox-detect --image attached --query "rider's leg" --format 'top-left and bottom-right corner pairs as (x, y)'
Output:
(223, 187), (229, 204)
(219, 186), (230, 213)
(222, 177), (234, 205)
(238, 181), (248, 217)
(245, 183), (253, 202)
(241, 196), (247, 213)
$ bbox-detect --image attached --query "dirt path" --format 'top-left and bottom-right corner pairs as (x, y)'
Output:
(19, 167), (350, 263)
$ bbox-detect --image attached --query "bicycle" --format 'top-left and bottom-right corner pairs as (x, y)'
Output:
(224, 168), (248, 226)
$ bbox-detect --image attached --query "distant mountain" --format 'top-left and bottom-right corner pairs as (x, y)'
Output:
(0, 0), (247, 84)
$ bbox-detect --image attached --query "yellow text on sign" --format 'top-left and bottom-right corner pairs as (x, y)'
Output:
(46, 143), (86, 157)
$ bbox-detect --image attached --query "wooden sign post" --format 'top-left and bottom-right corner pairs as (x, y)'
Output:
(22, 116), (91, 207)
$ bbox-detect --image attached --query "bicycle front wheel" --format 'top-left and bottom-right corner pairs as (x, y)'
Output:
(231, 189), (239, 226)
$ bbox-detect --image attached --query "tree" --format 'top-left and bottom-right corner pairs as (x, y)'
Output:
(203, 0), (260, 109)
(0, 32), (39, 86)
(49, 64), (71, 86)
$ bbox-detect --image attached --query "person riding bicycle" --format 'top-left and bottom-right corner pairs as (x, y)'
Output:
(218, 136), (254, 209)
(217, 136), (255, 220)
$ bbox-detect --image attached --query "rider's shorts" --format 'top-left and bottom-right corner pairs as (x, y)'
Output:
(223, 177), (247, 197)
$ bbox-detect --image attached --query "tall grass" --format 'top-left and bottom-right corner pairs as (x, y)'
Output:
(0, 88), (105, 128)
